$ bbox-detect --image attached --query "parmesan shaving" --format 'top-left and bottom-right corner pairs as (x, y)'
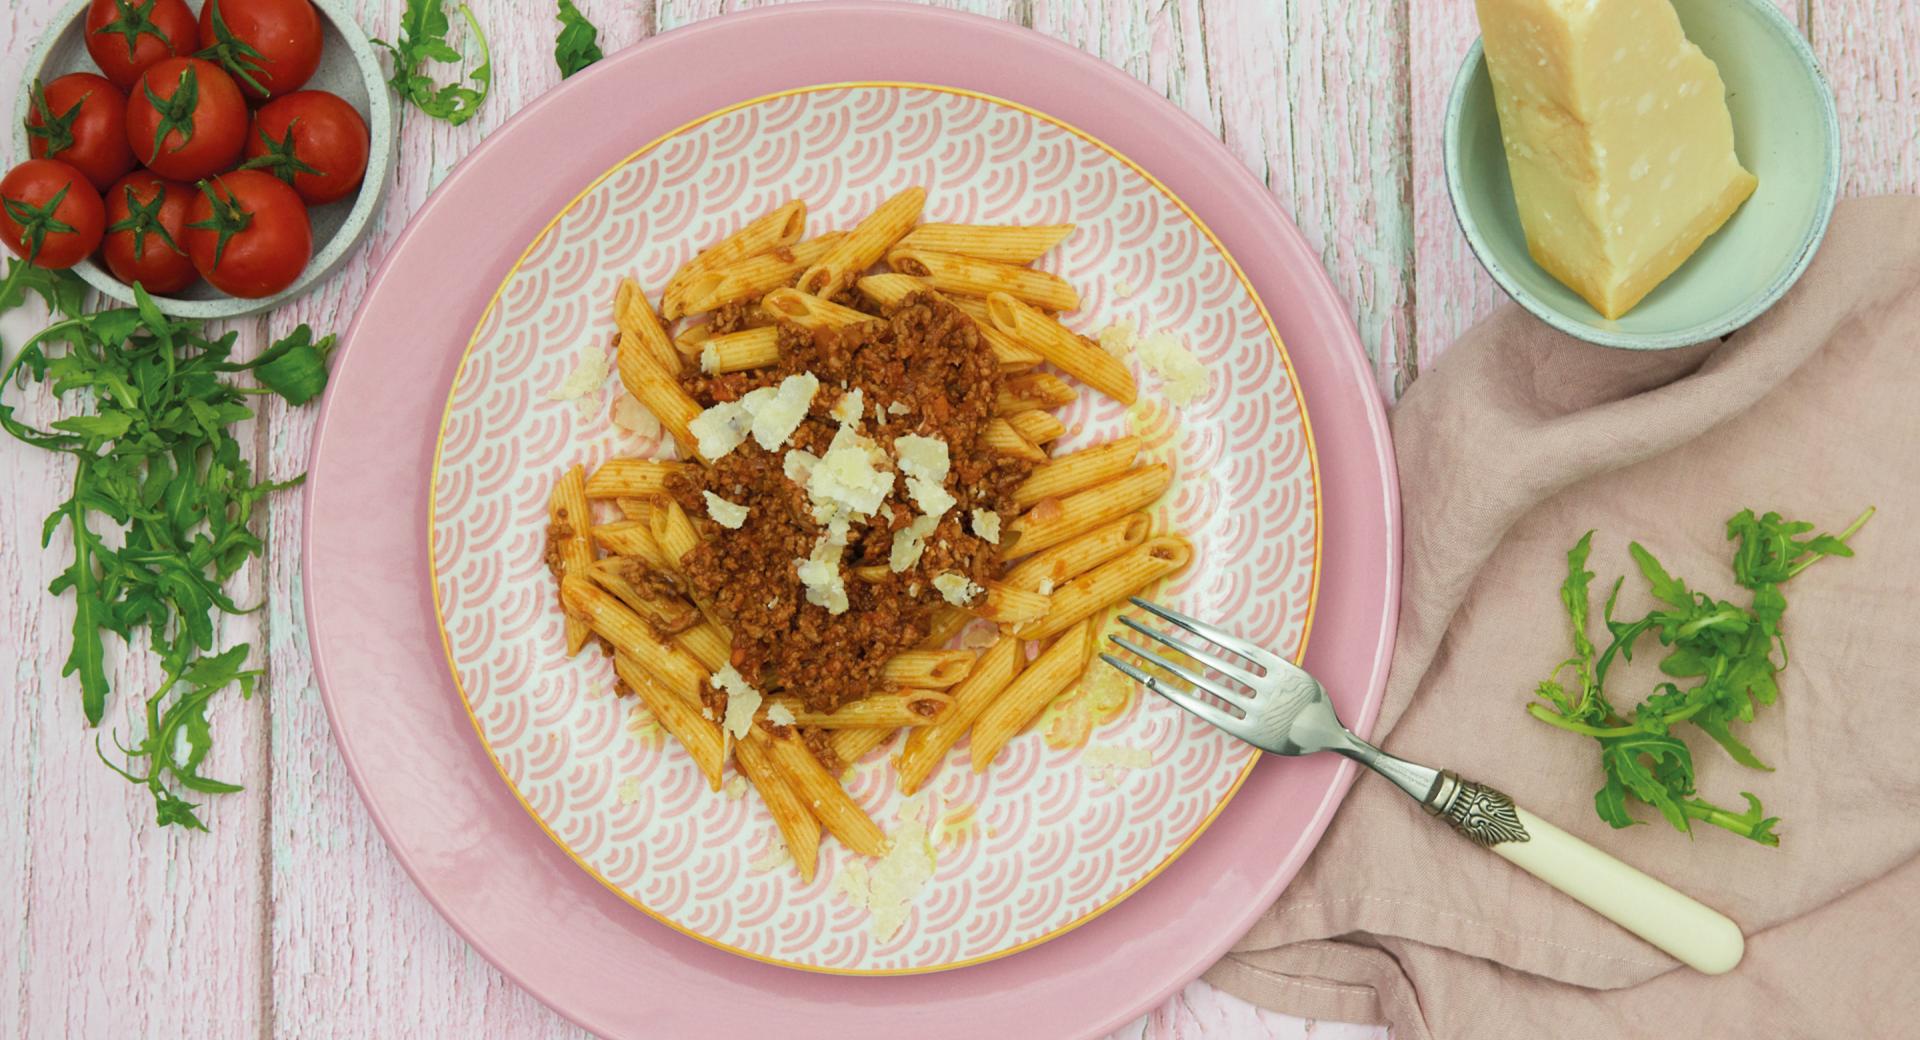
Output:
(932, 572), (983, 607)
(1083, 744), (1154, 787)
(807, 424), (895, 525)
(616, 777), (644, 805)
(889, 514), (942, 572)
(609, 393), (661, 439)
(746, 372), (819, 450)
(969, 508), (1001, 544)
(1135, 331), (1211, 406)
(547, 343), (611, 418)
(688, 399), (752, 459)
(703, 491), (749, 529)
(1095, 319), (1138, 358)
(835, 794), (937, 942)
(893, 434), (950, 483)
(699, 342), (720, 374)
(795, 537), (850, 614)
(831, 387), (865, 424)
(905, 475), (956, 518)
(766, 702), (797, 727)
(711, 665), (763, 739)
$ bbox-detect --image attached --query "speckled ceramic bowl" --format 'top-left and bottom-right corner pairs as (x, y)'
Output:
(1445, 0), (1839, 349)
(12, 0), (395, 318)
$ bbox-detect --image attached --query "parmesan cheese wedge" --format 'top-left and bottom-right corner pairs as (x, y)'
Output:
(1475, 0), (1757, 319)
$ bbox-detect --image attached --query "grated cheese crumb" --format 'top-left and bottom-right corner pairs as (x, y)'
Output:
(723, 776), (749, 800)
(616, 777), (644, 804)
(835, 794), (934, 942)
(702, 491), (749, 529)
(699, 342), (720, 375)
(1095, 319), (1138, 358)
(933, 572), (983, 607)
(766, 702), (797, 727)
(711, 664), (763, 739)
(1036, 577), (1054, 596)
(1135, 331), (1210, 406)
(795, 537), (849, 614)
(894, 433), (950, 484)
(906, 475), (956, 518)
(609, 393), (661, 439)
(887, 400), (911, 416)
(748, 830), (791, 873)
(889, 514), (942, 572)
(1083, 743), (1154, 787)
(969, 508), (1001, 544)
(1114, 280), (1135, 298)
(547, 344), (611, 418)
(831, 387), (865, 424)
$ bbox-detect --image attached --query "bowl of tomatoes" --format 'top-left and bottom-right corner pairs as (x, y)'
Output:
(6, 0), (394, 317)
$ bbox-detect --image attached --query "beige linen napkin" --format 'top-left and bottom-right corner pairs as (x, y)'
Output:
(1207, 196), (1920, 1038)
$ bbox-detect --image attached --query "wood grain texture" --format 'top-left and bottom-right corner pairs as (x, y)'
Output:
(7, 0), (1914, 1035)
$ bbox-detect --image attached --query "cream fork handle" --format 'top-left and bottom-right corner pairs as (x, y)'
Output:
(1430, 774), (1745, 975)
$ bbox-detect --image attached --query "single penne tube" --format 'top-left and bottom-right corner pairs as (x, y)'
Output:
(856, 273), (1042, 369)
(896, 637), (1021, 795)
(895, 223), (1075, 265)
(766, 731), (889, 856)
(676, 233), (846, 315)
(798, 186), (927, 298)
(1002, 513), (1151, 592)
(888, 248), (1081, 313)
(960, 581), (1050, 626)
(764, 691), (948, 728)
(761, 287), (873, 329)
(561, 576), (709, 701)
(733, 729), (821, 883)
(586, 559), (702, 636)
(1002, 464), (1172, 559)
(548, 465), (594, 655)
(663, 199), (808, 318)
(996, 371), (1077, 414)
(970, 619), (1094, 771)
(617, 349), (703, 460)
(616, 278), (681, 375)
(920, 604), (974, 649)
(675, 619), (732, 674)
(673, 321), (716, 357)
(850, 564), (891, 583)
(984, 418), (1046, 462)
(649, 499), (701, 568)
(696, 326), (781, 374)
(1006, 409), (1066, 445)
(612, 652), (725, 791)
(1016, 535), (1194, 639)
(1012, 437), (1142, 509)
(829, 727), (898, 774)
(590, 520), (655, 560)
(987, 293), (1136, 405)
(881, 649), (977, 688)
(616, 497), (655, 521)
(585, 458), (690, 498)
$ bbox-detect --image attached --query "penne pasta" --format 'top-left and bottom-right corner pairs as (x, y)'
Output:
(829, 727), (898, 774)
(1012, 437), (1142, 509)
(1002, 464), (1171, 559)
(887, 248), (1081, 312)
(970, 619), (1094, 771)
(762, 287), (875, 329)
(987, 293), (1136, 405)
(896, 637), (1021, 795)
(1002, 513), (1151, 593)
(613, 652), (725, 791)
(663, 199), (808, 319)
(616, 278), (681, 375)
(798, 186), (927, 298)
(856, 273), (1043, 369)
(996, 371), (1077, 414)
(881, 649), (977, 688)
(587, 559), (701, 637)
(590, 520), (655, 560)
(548, 465), (594, 656)
(764, 691), (948, 728)
(920, 604), (974, 649)
(585, 458), (690, 499)
(696, 326), (781, 374)
(561, 576), (709, 701)
(675, 233), (846, 316)
(1016, 535), (1194, 639)
(616, 497), (654, 522)
(1005, 409), (1066, 445)
(676, 619), (733, 675)
(984, 418), (1047, 462)
(767, 731), (889, 856)
(963, 581), (1051, 626)
(618, 349), (703, 460)
(650, 499), (701, 568)
(896, 223), (1075, 265)
(734, 727), (821, 881)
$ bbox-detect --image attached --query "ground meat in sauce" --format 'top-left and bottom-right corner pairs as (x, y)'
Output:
(669, 292), (1032, 711)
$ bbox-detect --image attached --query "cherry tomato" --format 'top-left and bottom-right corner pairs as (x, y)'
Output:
(102, 171), (198, 293)
(184, 170), (311, 298)
(0, 160), (106, 269)
(241, 91), (369, 206)
(84, 0), (199, 91)
(197, 0), (324, 101)
(24, 74), (136, 193)
(124, 58), (249, 182)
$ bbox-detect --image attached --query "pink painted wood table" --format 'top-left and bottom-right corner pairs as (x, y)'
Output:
(2, 0), (1913, 1035)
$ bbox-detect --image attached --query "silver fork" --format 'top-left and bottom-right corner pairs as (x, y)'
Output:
(1102, 596), (1745, 975)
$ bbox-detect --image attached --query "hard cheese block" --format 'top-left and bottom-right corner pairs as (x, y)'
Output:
(1476, 0), (1757, 319)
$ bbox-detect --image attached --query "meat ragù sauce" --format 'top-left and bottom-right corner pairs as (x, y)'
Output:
(669, 292), (1031, 711)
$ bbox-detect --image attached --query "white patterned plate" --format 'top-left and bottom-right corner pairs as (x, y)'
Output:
(430, 84), (1318, 973)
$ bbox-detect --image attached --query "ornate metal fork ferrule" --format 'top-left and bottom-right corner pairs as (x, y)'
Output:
(1423, 771), (1531, 848)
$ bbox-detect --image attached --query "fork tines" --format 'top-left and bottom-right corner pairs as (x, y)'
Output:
(1099, 597), (1270, 729)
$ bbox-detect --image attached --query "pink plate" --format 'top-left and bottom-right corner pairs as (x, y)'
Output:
(305, 4), (1398, 1037)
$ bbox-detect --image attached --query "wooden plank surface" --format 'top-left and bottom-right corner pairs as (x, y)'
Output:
(3, 0), (1914, 1035)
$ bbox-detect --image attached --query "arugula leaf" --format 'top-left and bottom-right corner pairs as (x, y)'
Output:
(375, 0), (492, 126)
(1528, 507), (1871, 846)
(554, 0), (603, 78)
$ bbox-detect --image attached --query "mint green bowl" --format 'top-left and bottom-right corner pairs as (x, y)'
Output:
(1445, 0), (1839, 350)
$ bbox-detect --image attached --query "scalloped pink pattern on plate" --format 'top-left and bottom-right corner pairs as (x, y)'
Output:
(430, 84), (1316, 973)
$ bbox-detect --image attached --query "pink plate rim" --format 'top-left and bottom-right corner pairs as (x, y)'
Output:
(301, 5), (1400, 1039)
